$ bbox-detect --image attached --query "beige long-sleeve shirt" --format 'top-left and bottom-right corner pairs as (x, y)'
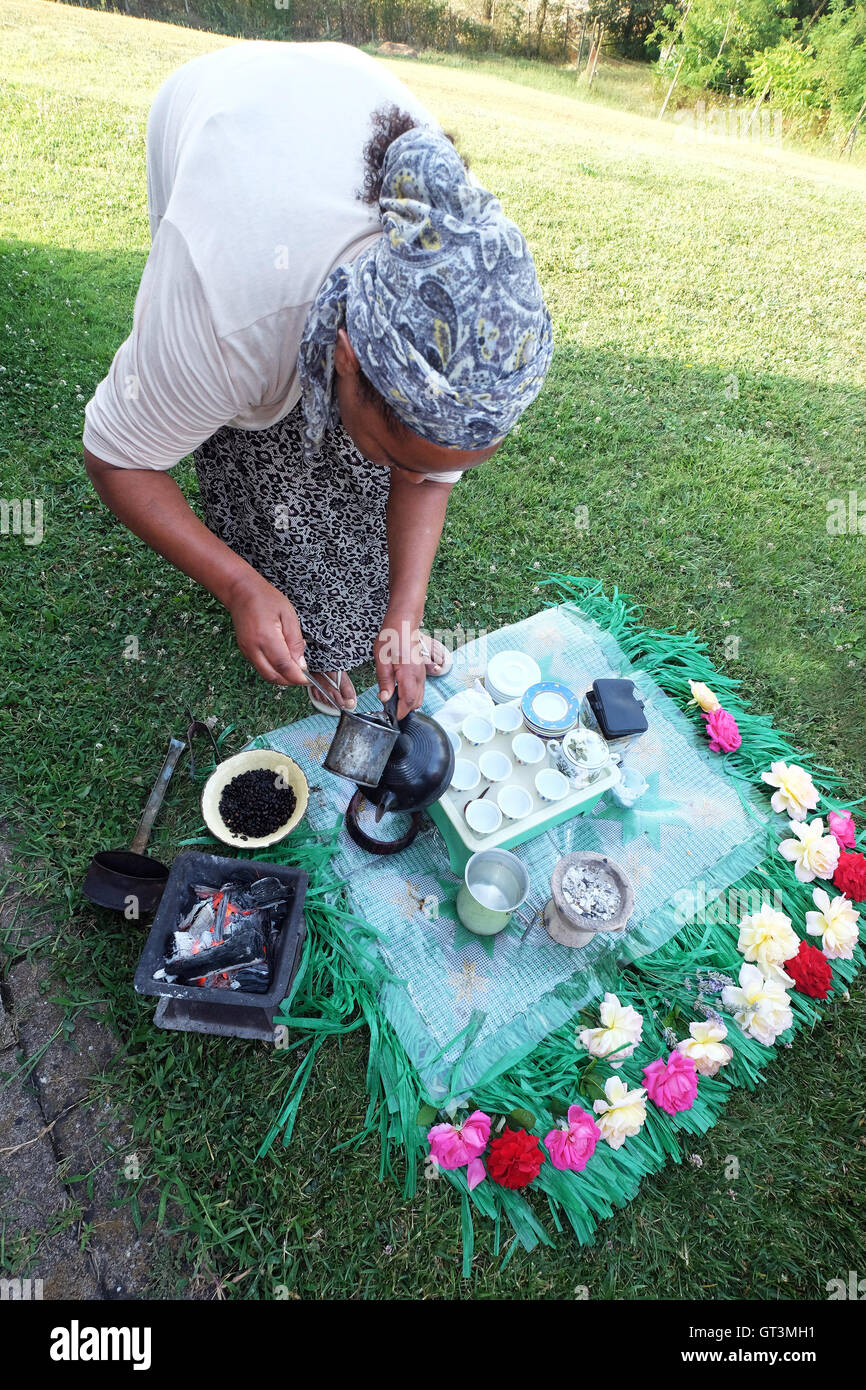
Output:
(84, 41), (451, 474)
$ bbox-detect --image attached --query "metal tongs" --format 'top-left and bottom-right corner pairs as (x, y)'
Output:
(305, 672), (345, 712)
(183, 706), (222, 779)
(305, 675), (400, 728)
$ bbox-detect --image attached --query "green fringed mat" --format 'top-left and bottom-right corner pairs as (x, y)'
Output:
(193, 578), (865, 1273)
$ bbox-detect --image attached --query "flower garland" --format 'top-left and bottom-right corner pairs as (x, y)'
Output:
(689, 680), (741, 754)
(722, 759), (861, 1029)
(833, 850), (866, 902)
(426, 992), (711, 1191)
(719, 759), (861, 1033)
(420, 688), (863, 1214)
(689, 702), (862, 1034)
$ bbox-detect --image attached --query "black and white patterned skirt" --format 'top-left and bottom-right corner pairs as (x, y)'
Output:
(193, 401), (391, 672)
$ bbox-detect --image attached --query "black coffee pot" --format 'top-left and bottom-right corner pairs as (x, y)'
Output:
(323, 688), (455, 854)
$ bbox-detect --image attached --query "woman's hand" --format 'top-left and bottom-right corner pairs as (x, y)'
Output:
(374, 610), (427, 720)
(83, 457), (310, 687)
(227, 572), (308, 686)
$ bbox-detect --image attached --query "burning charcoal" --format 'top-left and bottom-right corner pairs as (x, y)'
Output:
(200, 972), (233, 990)
(160, 875), (288, 992)
(218, 769), (297, 839)
(169, 930), (200, 960)
(247, 876), (293, 907)
(230, 962), (271, 993)
(167, 919), (267, 983)
(190, 957), (270, 992)
(177, 896), (217, 935)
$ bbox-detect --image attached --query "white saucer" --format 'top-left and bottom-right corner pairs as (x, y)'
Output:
(486, 650), (541, 702)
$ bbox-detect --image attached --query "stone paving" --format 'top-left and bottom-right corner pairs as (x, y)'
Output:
(0, 834), (163, 1300)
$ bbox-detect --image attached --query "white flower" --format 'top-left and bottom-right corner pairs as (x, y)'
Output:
(592, 1075), (647, 1149)
(577, 992), (644, 1068)
(687, 680), (720, 713)
(805, 888), (860, 961)
(736, 905), (799, 983)
(722, 963), (793, 1046)
(778, 818), (840, 883)
(676, 1020), (733, 1077)
(761, 761), (819, 822)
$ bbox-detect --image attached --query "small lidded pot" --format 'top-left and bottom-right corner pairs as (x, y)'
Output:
(554, 727), (618, 788)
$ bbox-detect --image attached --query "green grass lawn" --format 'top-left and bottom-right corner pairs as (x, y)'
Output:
(2, 0), (865, 1298)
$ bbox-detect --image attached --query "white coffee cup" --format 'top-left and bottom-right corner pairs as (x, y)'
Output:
(497, 785), (533, 822)
(479, 750), (512, 783)
(512, 732), (545, 766)
(465, 798), (502, 836)
(451, 758), (480, 793)
(462, 715), (495, 747)
(492, 703), (523, 735)
(535, 768), (570, 803)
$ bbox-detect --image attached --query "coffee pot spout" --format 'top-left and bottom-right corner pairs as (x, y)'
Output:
(375, 789), (399, 821)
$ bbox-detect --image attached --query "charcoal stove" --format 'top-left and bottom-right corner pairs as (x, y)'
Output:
(133, 851), (307, 1041)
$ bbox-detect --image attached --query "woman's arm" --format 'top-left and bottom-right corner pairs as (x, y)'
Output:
(375, 472), (453, 718)
(84, 450), (308, 685)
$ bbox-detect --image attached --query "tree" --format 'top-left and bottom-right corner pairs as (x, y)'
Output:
(651, 0), (797, 91)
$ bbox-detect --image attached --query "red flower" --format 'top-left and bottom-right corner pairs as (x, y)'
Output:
(783, 939), (832, 1000)
(486, 1128), (546, 1189)
(833, 850), (866, 903)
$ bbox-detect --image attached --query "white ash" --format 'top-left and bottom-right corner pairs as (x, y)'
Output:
(560, 864), (621, 919)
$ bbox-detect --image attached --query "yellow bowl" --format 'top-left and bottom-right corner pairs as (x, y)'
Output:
(201, 749), (308, 849)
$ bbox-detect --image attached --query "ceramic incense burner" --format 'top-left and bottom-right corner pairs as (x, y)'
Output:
(543, 851), (634, 948)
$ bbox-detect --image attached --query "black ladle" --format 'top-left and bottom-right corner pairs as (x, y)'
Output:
(82, 737), (186, 915)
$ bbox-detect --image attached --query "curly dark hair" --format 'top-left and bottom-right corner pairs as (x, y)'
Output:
(359, 103), (467, 206)
(355, 107), (467, 442)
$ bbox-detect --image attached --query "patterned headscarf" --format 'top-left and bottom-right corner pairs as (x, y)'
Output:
(297, 126), (553, 458)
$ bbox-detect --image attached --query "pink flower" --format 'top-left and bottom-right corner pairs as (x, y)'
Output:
(643, 1052), (698, 1115)
(828, 809), (856, 851)
(702, 708), (741, 754)
(544, 1105), (601, 1173)
(427, 1109), (491, 1190)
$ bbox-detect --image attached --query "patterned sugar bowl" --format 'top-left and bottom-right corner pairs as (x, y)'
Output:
(550, 727), (620, 790)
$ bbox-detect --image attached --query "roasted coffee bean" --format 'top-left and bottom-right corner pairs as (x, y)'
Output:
(219, 769), (297, 837)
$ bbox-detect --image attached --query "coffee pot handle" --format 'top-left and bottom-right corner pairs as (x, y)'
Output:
(382, 686), (400, 728)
